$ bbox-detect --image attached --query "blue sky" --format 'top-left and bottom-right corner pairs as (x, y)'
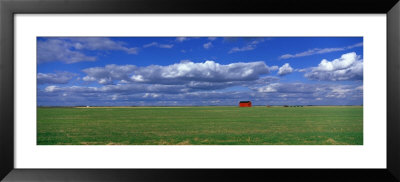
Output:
(37, 37), (363, 106)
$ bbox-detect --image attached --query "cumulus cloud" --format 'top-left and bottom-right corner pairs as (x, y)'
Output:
(38, 59), (362, 106)
(278, 63), (294, 76)
(130, 60), (272, 84)
(203, 42), (213, 49)
(80, 60), (276, 91)
(279, 42), (363, 59)
(37, 38), (138, 64)
(37, 72), (77, 84)
(82, 64), (136, 84)
(257, 83), (279, 93)
(304, 52), (363, 81)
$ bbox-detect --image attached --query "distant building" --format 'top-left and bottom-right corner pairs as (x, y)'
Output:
(239, 101), (252, 107)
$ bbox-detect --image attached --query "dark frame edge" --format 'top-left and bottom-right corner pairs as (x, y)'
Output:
(388, 1), (400, 181)
(1, 0), (400, 181)
(0, 0), (15, 181)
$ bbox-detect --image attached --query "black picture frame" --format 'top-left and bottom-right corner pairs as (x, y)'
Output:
(1, 0), (399, 181)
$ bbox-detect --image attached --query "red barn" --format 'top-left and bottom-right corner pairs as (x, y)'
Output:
(239, 101), (252, 107)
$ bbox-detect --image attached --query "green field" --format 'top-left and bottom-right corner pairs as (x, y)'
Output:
(37, 106), (363, 145)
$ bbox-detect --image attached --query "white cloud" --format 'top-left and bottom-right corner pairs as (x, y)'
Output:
(37, 72), (77, 84)
(143, 42), (174, 49)
(326, 87), (352, 98)
(347, 42), (363, 49)
(37, 38), (139, 64)
(176, 37), (188, 42)
(42, 83), (189, 95)
(256, 83), (362, 101)
(37, 39), (97, 64)
(279, 42), (363, 59)
(304, 52), (363, 81)
(269, 66), (279, 71)
(159, 44), (174, 48)
(296, 68), (308, 72)
(80, 60), (275, 91)
(248, 76), (280, 86)
(257, 83), (318, 94)
(39, 81), (363, 106)
(71, 38), (138, 54)
(130, 60), (272, 84)
(203, 42), (213, 49)
(82, 64), (136, 85)
(228, 44), (256, 54)
(143, 93), (160, 98)
(45, 85), (58, 92)
(228, 38), (265, 54)
(143, 42), (158, 48)
(258, 83), (309, 94)
(257, 83), (279, 93)
(278, 63), (294, 76)
(208, 37), (217, 41)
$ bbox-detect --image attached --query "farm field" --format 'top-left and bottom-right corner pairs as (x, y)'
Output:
(37, 106), (363, 145)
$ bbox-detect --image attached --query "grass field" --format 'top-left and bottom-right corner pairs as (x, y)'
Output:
(37, 106), (363, 145)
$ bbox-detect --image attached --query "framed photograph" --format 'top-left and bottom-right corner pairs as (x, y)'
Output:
(1, 0), (399, 181)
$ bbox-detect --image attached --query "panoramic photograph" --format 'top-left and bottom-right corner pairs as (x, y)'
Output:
(37, 37), (363, 145)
